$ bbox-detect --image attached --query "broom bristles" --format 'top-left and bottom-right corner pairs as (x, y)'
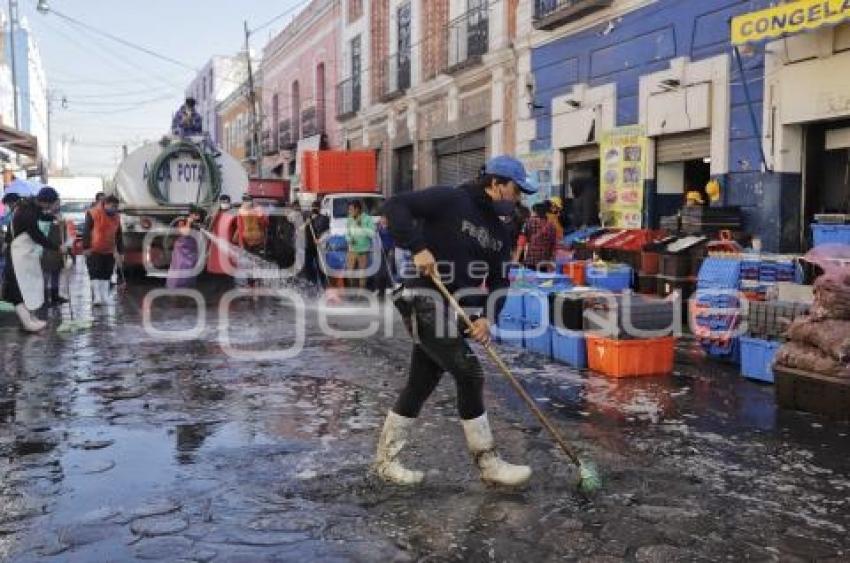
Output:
(577, 461), (602, 495)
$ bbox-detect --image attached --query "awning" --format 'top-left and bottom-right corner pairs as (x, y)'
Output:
(0, 124), (38, 159)
(732, 0), (850, 46)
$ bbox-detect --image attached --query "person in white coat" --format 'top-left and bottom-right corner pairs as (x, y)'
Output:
(2, 197), (61, 331)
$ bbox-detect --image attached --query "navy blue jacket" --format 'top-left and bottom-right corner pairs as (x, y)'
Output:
(383, 183), (512, 321)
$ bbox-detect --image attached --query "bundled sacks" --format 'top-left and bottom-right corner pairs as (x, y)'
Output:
(786, 318), (850, 363)
(775, 267), (850, 378)
(810, 271), (850, 320)
(774, 342), (850, 378)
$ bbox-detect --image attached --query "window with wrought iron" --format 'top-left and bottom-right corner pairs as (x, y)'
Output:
(351, 36), (362, 112)
(348, 0), (363, 23)
(467, 0), (488, 59)
(397, 2), (412, 91)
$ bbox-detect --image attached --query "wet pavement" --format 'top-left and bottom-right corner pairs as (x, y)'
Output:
(1, 267), (849, 562)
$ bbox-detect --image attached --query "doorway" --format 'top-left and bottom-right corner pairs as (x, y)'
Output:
(394, 145), (414, 194)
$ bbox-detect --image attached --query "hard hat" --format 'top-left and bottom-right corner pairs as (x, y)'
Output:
(686, 191), (705, 205)
(705, 180), (721, 203)
(549, 196), (563, 209)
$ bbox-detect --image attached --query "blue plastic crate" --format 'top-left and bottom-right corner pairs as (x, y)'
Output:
(500, 291), (525, 322)
(524, 323), (552, 357)
(534, 272), (573, 290)
(522, 291), (550, 325)
(697, 258), (742, 289)
(496, 317), (524, 348)
(564, 227), (604, 246)
(740, 337), (781, 384)
(552, 329), (587, 368)
(812, 224), (850, 247)
(586, 265), (633, 292)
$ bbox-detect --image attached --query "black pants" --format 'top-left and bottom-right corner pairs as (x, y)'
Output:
(87, 253), (115, 281)
(393, 294), (485, 421)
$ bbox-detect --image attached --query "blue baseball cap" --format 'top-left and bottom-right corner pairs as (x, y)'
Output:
(484, 155), (537, 195)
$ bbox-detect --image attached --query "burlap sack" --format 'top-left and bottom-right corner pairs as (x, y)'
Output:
(786, 318), (850, 363)
(775, 342), (850, 378)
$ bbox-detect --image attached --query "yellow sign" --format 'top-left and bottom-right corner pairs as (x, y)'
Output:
(598, 126), (648, 229)
(732, 0), (850, 46)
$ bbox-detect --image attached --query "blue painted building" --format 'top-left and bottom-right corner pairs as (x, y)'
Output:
(523, 0), (825, 252)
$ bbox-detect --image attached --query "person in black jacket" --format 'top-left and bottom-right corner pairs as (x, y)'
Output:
(374, 155), (538, 487)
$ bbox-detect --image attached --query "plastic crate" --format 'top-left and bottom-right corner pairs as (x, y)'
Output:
(496, 317), (524, 348)
(586, 264), (633, 292)
(563, 261), (587, 286)
(586, 335), (675, 378)
(534, 272), (573, 290)
(697, 258), (742, 289)
(583, 294), (677, 339)
(524, 324), (552, 357)
(523, 291), (551, 325)
(500, 291), (525, 322)
(812, 224), (850, 247)
(552, 329), (587, 368)
(302, 150), (377, 192)
(637, 274), (658, 295)
(740, 337), (780, 384)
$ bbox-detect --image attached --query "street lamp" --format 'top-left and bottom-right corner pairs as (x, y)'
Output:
(36, 0), (49, 14)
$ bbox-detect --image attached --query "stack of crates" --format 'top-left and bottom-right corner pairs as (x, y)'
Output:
(583, 294), (677, 377)
(693, 257), (743, 363)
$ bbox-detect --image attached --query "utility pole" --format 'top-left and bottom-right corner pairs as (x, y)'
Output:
(7, 0), (19, 131)
(243, 21), (261, 179)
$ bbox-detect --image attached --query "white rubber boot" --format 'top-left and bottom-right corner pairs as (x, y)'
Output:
(91, 280), (103, 306)
(100, 280), (113, 305)
(461, 414), (531, 487)
(15, 304), (47, 332)
(374, 411), (424, 486)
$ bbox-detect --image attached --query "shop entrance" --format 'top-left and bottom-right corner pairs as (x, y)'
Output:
(561, 145), (600, 229)
(394, 145), (414, 194)
(654, 130), (711, 226)
(435, 129), (486, 187)
(803, 119), (850, 246)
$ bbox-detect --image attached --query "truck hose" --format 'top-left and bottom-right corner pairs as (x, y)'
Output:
(146, 140), (222, 206)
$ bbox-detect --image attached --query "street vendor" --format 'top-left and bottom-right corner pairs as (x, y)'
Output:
(375, 155), (538, 487)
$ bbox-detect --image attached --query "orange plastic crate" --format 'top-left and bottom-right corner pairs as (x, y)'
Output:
(563, 261), (587, 285)
(586, 335), (675, 378)
(302, 150), (377, 193)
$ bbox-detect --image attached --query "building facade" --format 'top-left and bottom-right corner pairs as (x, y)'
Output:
(2, 14), (48, 163)
(336, 0), (520, 195)
(520, 0), (845, 253)
(260, 0), (343, 178)
(218, 77), (261, 173)
(185, 55), (249, 146)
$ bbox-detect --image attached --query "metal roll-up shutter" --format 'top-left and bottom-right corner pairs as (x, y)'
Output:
(656, 130), (711, 163)
(563, 144), (600, 164)
(435, 129), (487, 186)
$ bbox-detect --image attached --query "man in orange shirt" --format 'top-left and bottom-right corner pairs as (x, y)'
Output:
(83, 195), (123, 306)
(232, 195), (268, 288)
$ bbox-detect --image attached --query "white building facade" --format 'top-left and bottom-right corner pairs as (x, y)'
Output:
(185, 55), (250, 146)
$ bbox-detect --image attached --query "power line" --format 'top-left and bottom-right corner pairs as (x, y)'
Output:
(249, 0), (312, 35)
(46, 7), (198, 72)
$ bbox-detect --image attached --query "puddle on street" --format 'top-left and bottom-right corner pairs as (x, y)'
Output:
(0, 275), (848, 561)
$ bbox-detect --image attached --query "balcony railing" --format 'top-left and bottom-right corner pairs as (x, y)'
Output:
(533, 0), (612, 30)
(444, 3), (489, 73)
(278, 119), (295, 150)
(376, 52), (412, 102)
(336, 77), (361, 119)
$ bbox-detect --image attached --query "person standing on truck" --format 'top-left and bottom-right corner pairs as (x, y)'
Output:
(84, 195), (123, 306)
(233, 195), (267, 288)
(345, 200), (375, 290)
(171, 97), (203, 137)
(373, 155), (538, 487)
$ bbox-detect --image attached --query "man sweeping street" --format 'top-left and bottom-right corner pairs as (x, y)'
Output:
(375, 155), (538, 487)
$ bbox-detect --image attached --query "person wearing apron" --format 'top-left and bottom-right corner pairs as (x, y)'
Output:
(2, 197), (60, 332)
